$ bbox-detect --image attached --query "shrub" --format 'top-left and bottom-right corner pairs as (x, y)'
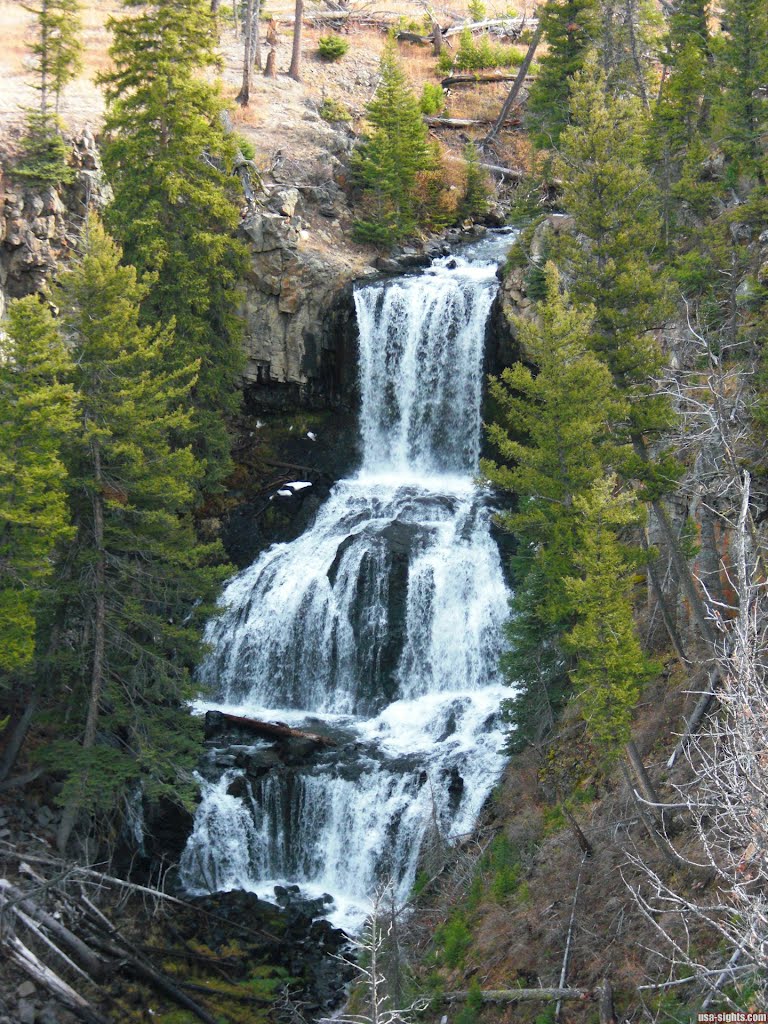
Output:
(317, 34), (349, 61)
(468, 0), (486, 19)
(319, 96), (351, 122)
(458, 141), (491, 221)
(441, 28), (524, 73)
(13, 112), (74, 186)
(456, 978), (483, 1024)
(235, 134), (256, 160)
(435, 913), (472, 968)
(420, 82), (445, 115)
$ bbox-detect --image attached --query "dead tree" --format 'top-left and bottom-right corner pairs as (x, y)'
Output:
(627, 473), (768, 1006)
(264, 18), (278, 77)
(483, 21), (543, 145)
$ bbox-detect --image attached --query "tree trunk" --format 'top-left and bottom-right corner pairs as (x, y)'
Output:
(443, 988), (591, 1004)
(236, 0), (255, 105)
(252, 0), (262, 70)
(58, 445), (106, 854)
(210, 0), (220, 15)
(483, 21), (543, 145)
(432, 19), (443, 56)
(0, 694), (38, 783)
(264, 20), (278, 76)
(288, 0), (304, 80)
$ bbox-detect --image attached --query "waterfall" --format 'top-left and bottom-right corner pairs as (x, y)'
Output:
(180, 233), (515, 930)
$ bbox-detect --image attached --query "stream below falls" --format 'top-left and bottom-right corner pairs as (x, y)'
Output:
(179, 231), (516, 931)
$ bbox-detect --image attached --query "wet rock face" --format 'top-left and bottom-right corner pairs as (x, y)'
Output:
(239, 193), (363, 412)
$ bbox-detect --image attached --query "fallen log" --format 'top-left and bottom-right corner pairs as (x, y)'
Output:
(3, 934), (107, 1024)
(0, 879), (105, 980)
(442, 72), (526, 87)
(444, 988), (591, 1004)
(442, 16), (537, 37)
(204, 710), (336, 747)
(425, 115), (521, 128)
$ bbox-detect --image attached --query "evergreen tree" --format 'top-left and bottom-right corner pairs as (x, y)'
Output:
(714, 0), (768, 175)
(565, 477), (656, 755)
(22, 0), (83, 115)
(484, 265), (629, 742)
(352, 37), (437, 245)
(0, 297), (75, 676)
(554, 55), (674, 451)
(458, 142), (491, 222)
(599, 0), (659, 105)
(49, 218), (229, 851)
(15, 0), (82, 185)
(525, 0), (600, 146)
(100, 0), (248, 492)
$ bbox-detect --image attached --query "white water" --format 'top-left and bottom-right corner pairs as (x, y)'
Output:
(180, 235), (515, 931)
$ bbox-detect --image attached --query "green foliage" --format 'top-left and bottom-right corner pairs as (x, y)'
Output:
(235, 133), (256, 160)
(443, 28), (523, 72)
(455, 978), (483, 1024)
(555, 55), (675, 443)
(457, 142), (491, 221)
(467, 0), (486, 20)
(100, 0), (248, 493)
(24, 0), (83, 113)
(433, 913), (472, 968)
(46, 216), (229, 828)
(319, 96), (352, 122)
(13, 111), (75, 186)
(714, 0), (768, 175)
(420, 82), (445, 115)
(565, 478), (658, 755)
(526, 0), (600, 146)
(484, 265), (631, 748)
(0, 296), (75, 677)
(317, 33), (350, 60)
(352, 37), (438, 245)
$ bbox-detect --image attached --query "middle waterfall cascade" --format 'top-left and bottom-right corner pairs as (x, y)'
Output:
(180, 235), (515, 929)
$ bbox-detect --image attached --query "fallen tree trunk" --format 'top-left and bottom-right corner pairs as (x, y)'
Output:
(204, 710), (336, 746)
(426, 115), (507, 128)
(444, 988), (591, 1004)
(442, 17), (537, 37)
(0, 879), (105, 980)
(4, 935), (106, 1024)
(442, 72), (526, 87)
(484, 21), (542, 144)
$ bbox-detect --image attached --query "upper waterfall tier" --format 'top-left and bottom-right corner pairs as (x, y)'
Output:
(355, 255), (501, 477)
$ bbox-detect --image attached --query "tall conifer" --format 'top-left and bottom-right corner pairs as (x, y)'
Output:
(50, 218), (228, 851)
(352, 37), (436, 245)
(100, 0), (248, 492)
(0, 298), (75, 676)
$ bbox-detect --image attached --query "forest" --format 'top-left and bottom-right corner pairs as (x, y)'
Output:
(0, 0), (767, 1021)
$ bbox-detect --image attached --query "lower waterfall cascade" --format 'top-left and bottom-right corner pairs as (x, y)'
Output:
(179, 232), (516, 930)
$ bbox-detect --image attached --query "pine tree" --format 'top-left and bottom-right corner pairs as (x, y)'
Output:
(525, 0), (600, 147)
(554, 54), (674, 449)
(565, 477), (656, 755)
(352, 37), (437, 245)
(100, 0), (248, 492)
(715, 0), (768, 175)
(0, 297), (75, 676)
(23, 0), (83, 116)
(15, 0), (82, 185)
(48, 217), (229, 851)
(484, 265), (629, 742)
(458, 142), (491, 222)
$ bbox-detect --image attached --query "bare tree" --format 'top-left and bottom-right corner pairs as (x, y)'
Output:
(320, 888), (427, 1024)
(627, 472), (768, 1006)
